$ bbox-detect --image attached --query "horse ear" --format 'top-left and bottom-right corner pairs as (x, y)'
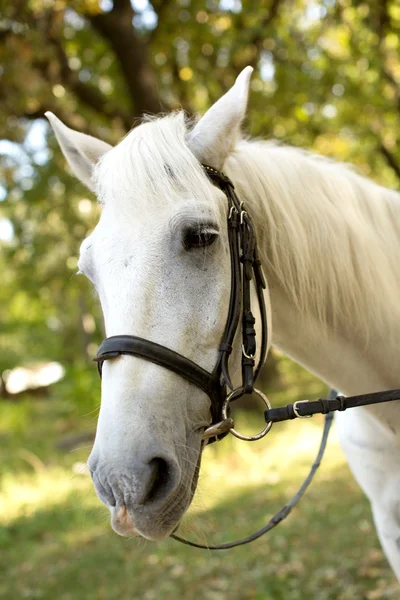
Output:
(188, 66), (253, 170)
(45, 112), (112, 191)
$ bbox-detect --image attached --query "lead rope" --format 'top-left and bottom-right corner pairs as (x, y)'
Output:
(170, 391), (337, 550)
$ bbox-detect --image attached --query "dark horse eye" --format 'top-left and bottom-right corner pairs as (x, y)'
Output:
(183, 227), (218, 250)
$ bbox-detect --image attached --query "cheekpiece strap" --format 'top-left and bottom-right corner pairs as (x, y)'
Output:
(201, 163), (268, 400)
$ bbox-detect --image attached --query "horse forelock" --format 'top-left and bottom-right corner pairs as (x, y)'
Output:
(92, 112), (223, 223)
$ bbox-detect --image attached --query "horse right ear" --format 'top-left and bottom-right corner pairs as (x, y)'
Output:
(188, 66), (253, 171)
(45, 112), (112, 191)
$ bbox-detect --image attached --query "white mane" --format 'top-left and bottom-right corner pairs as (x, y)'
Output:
(226, 140), (400, 334)
(95, 111), (400, 336)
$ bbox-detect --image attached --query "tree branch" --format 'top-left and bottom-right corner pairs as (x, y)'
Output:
(112, 0), (134, 13)
(89, 4), (162, 117)
(46, 32), (132, 130)
(338, 0), (400, 113)
(379, 142), (400, 180)
(375, 0), (390, 38)
(0, 89), (114, 143)
(149, 0), (172, 44)
(381, 66), (400, 113)
(0, 11), (132, 133)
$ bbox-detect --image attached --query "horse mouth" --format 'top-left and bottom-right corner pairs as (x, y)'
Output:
(110, 442), (203, 541)
(111, 505), (141, 538)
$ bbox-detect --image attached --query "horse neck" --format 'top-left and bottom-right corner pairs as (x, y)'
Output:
(225, 142), (400, 399)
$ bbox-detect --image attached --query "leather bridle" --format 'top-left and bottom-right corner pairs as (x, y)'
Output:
(94, 164), (270, 444)
(92, 162), (400, 550)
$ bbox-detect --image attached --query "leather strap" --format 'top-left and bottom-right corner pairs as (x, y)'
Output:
(203, 164), (268, 396)
(265, 388), (400, 423)
(95, 335), (223, 422)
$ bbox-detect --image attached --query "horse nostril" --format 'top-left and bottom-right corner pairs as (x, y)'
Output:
(141, 457), (174, 505)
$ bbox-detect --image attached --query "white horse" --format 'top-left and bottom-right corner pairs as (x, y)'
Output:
(46, 66), (400, 577)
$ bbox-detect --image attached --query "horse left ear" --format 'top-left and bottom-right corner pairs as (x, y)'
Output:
(188, 66), (253, 171)
(45, 112), (112, 191)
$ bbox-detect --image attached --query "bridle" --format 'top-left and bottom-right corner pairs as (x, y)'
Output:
(93, 163), (400, 550)
(95, 163), (270, 444)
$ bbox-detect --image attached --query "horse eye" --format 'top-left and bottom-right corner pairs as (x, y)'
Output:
(183, 227), (218, 250)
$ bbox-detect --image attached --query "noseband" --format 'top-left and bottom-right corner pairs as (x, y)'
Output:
(94, 164), (269, 444)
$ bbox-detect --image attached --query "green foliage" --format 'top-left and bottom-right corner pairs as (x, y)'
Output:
(55, 364), (101, 413)
(1, 0), (399, 379)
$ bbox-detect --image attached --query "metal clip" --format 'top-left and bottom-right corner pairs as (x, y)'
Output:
(228, 206), (237, 220)
(239, 201), (247, 225)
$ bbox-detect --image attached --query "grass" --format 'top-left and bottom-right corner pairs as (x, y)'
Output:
(0, 354), (398, 600)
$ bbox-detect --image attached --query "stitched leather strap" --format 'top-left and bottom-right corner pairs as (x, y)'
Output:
(204, 164), (268, 396)
(265, 388), (400, 423)
(95, 335), (223, 422)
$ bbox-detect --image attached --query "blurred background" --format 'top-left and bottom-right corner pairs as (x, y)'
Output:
(1, 0), (400, 598)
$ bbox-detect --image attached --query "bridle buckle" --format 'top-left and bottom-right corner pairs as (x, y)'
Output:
(293, 399), (311, 418)
(241, 344), (255, 360)
(228, 206), (237, 220)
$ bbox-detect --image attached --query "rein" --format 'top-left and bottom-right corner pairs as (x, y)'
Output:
(172, 387), (400, 549)
(93, 163), (400, 550)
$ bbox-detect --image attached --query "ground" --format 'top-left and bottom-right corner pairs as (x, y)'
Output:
(0, 356), (398, 600)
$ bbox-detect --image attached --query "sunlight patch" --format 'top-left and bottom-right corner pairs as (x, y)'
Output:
(0, 468), (95, 522)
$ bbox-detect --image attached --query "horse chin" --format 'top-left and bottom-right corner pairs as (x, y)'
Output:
(110, 503), (177, 541)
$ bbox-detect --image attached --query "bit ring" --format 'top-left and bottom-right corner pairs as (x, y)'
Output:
(222, 387), (273, 441)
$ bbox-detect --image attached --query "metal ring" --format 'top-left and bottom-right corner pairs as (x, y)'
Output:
(222, 387), (273, 441)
